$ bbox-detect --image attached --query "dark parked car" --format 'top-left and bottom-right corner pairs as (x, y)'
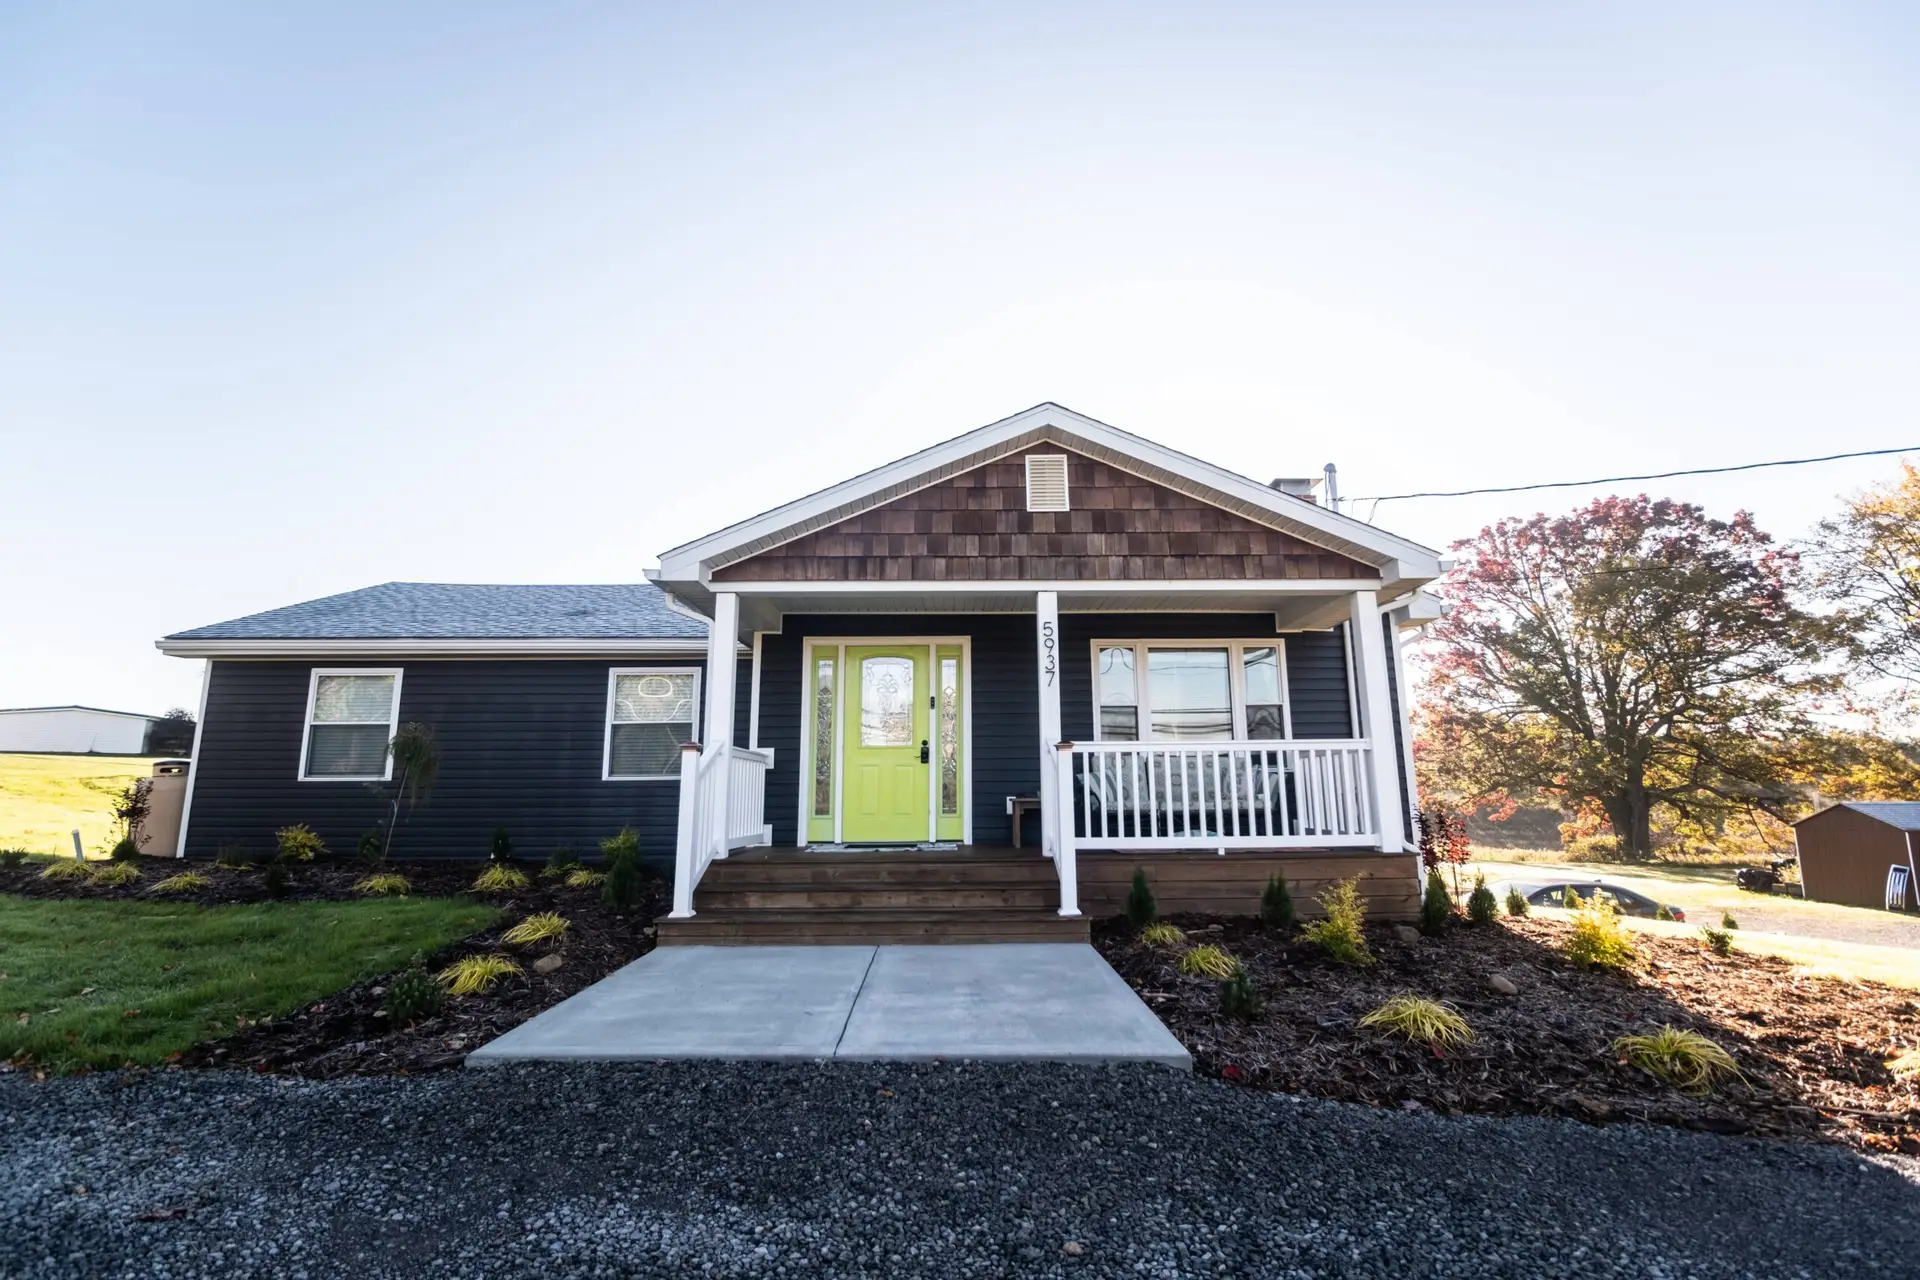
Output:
(1486, 879), (1685, 921)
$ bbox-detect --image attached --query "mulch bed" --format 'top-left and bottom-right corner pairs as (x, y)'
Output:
(2, 857), (668, 1078)
(1094, 914), (1920, 1156)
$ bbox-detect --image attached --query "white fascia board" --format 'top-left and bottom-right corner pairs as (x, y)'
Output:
(653, 403), (1443, 582)
(715, 577), (1388, 596)
(154, 637), (721, 659)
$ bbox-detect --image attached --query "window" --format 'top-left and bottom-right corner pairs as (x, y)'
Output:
(1091, 641), (1292, 742)
(605, 668), (700, 779)
(939, 653), (960, 816)
(301, 669), (401, 781)
(812, 656), (835, 817)
(1025, 454), (1069, 511)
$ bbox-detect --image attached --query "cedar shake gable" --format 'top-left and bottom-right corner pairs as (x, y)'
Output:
(711, 447), (1377, 583)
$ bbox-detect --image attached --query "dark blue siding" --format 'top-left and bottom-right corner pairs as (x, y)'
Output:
(185, 658), (707, 866)
(755, 615), (1039, 846)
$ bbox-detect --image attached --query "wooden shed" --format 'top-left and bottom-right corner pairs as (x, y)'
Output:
(1793, 802), (1920, 910)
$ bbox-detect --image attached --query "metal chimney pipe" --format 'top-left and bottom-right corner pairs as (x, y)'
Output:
(1322, 463), (1339, 512)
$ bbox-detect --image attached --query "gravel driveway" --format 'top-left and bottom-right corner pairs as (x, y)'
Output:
(4, 1063), (1916, 1279)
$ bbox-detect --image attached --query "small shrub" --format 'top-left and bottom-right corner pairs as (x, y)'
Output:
(1700, 925), (1734, 957)
(263, 862), (291, 899)
(1612, 1026), (1741, 1094)
(150, 872), (211, 896)
(40, 859), (91, 882)
(1505, 886), (1530, 917)
(1562, 886), (1584, 911)
(1259, 873), (1296, 931)
(215, 843), (252, 869)
(0, 849), (28, 869)
(1565, 898), (1635, 969)
(543, 846), (583, 878)
(109, 836), (141, 862)
(356, 829), (387, 863)
(384, 956), (446, 1024)
(602, 827), (641, 909)
(564, 868), (606, 889)
(473, 864), (530, 894)
(1418, 867), (1452, 935)
(1359, 994), (1474, 1054)
(501, 912), (570, 947)
(1466, 873), (1497, 926)
(1301, 878), (1374, 966)
(1720, 911), (1739, 930)
(275, 824), (325, 862)
(490, 826), (514, 863)
(1219, 964), (1262, 1019)
(354, 873), (411, 897)
(89, 862), (140, 887)
(1655, 904), (1675, 922)
(437, 954), (523, 997)
(1563, 834), (1626, 863)
(1124, 869), (1157, 928)
(1140, 922), (1185, 948)
(1177, 943), (1237, 980)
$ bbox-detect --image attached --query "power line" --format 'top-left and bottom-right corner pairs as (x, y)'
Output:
(1353, 445), (1920, 523)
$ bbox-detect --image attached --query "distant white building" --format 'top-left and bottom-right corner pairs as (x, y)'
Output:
(0, 706), (167, 755)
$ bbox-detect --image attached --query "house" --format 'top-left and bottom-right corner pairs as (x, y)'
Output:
(0, 705), (176, 755)
(157, 404), (1444, 935)
(1792, 802), (1920, 911)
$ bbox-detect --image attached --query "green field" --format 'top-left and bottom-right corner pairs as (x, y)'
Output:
(0, 753), (168, 857)
(0, 896), (500, 1071)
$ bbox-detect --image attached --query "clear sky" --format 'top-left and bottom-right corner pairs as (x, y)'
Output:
(2, 2), (1915, 715)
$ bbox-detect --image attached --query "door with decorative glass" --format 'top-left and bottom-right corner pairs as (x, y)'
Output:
(842, 646), (928, 842)
(805, 640), (968, 845)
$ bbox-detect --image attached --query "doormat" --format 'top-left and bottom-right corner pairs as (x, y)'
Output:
(807, 842), (962, 853)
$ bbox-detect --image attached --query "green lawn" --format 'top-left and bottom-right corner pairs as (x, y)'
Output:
(0, 752), (169, 856)
(0, 896), (500, 1071)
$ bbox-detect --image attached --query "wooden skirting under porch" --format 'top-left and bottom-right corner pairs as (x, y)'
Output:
(1077, 850), (1422, 922)
(656, 845), (1421, 944)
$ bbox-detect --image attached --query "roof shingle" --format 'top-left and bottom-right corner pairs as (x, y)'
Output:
(165, 583), (706, 641)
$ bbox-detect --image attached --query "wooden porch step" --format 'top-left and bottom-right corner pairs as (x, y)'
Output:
(655, 908), (1091, 946)
(696, 884), (1058, 911)
(699, 858), (1057, 889)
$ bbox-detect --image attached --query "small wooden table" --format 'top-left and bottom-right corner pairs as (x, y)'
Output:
(1009, 795), (1042, 848)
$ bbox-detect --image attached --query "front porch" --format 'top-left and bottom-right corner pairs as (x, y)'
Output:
(663, 582), (1425, 936)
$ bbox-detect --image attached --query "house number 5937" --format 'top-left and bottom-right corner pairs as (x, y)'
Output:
(1041, 620), (1057, 687)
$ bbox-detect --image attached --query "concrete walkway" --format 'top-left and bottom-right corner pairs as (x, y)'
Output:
(467, 943), (1190, 1069)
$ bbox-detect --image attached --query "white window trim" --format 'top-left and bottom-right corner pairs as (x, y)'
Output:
(1088, 640), (1293, 743)
(1024, 453), (1070, 512)
(603, 666), (702, 781)
(299, 667), (403, 783)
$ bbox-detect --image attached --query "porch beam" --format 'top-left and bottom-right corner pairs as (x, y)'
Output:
(1347, 590), (1405, 853)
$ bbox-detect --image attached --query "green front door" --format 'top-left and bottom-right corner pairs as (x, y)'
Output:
(842, 646), (930, 842)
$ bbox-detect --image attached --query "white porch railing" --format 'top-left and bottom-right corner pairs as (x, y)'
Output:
(670, 742), (774, 918)
(1055, 739), (1379, 851)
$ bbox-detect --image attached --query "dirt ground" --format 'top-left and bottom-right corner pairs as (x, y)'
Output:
(1094, 912), (1920, 1156)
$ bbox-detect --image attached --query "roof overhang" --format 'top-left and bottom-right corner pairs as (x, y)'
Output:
(155, 637), (719, 660)
(653, 403), (1443, 620)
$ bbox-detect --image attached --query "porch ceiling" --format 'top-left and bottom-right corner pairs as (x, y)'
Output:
(698, 582), (1378, 638)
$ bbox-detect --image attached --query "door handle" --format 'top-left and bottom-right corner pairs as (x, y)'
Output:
(919, 739), (930, 764)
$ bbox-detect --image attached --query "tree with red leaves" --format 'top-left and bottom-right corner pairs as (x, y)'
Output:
(1419, 496), (1847, 859)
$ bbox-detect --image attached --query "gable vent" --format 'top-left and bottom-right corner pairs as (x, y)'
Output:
(1025, 454), (1070, 512)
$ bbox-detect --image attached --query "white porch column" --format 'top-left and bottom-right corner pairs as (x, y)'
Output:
(1035, 590), (1063, 860)
(703, 591), (739, 859)
(1348, 590), (1406, 853)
